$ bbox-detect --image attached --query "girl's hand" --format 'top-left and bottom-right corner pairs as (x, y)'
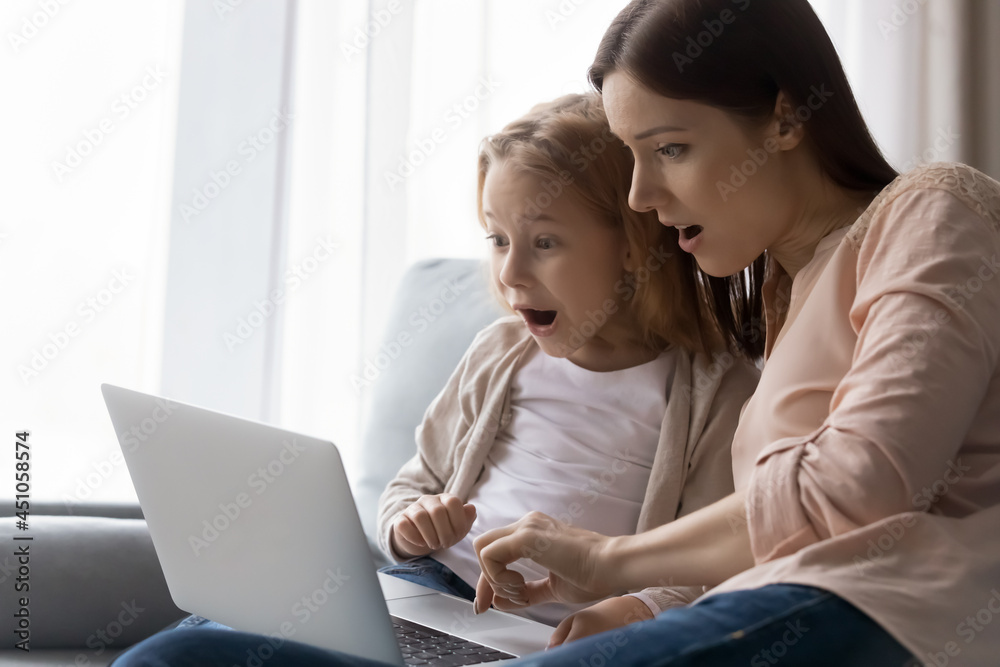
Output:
(471, 511), (618, 613)
(390, 494), (477, 559)
(547, 596), (654, 648)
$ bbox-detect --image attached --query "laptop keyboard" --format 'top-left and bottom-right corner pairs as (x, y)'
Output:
(392, 616), (517, 665)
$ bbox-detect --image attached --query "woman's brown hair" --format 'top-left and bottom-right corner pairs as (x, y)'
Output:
(589, 0), (899, 359)
(477, 92), (721, 355)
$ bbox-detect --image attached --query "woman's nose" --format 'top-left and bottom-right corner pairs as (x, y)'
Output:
(628, 161), (667, 215)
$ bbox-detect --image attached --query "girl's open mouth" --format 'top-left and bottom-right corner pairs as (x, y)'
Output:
(523, 309), (557, 326)
(519, 308), (558, 337)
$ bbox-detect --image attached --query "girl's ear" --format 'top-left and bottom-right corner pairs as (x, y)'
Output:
(622, 240), (640, 273)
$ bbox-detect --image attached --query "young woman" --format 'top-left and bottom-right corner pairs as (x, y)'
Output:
(376, 92), (758, 630)
(112, 0), (1000, 664)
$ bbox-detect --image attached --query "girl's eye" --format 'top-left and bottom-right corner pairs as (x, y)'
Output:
(485, 233), (508, 248)
(657, 144), (685, 159)
(536, 238), (555, 250)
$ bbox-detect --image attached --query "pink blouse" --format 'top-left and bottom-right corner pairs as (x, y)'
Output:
(705, 163), (1000, 665)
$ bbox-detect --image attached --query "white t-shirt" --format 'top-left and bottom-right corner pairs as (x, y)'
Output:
(433, 346), (676, 625)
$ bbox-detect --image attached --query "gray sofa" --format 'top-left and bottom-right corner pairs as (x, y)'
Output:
(0, 258), (503, 665)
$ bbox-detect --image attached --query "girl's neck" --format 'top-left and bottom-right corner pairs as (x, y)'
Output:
(563, 322), (662, 373)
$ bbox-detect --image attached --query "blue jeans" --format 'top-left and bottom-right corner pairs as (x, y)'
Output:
(377, 556), (477, 601)
(111, 583), (915, 666)
(112, 558), (473, 662)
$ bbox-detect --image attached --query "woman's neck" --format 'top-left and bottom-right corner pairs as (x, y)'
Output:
(770, 160), (879, 280)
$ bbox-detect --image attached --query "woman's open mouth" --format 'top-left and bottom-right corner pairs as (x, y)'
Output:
(677, 225), (703, 241)
(676, 225), (704, 253)
(518, 308), (558, 336)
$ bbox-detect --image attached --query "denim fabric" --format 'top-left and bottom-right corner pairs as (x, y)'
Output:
(172, 614), (233, 632)
(378, 556), (477, 601)
(110, 583), (915, 666)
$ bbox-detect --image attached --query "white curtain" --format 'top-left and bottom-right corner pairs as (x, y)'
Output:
(809, 0), (1000, 177)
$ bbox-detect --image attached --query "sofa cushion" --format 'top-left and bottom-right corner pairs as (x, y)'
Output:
(0, 515), (184, 650)
(354, 258), (505, 564)
(0, 648), (125, 666)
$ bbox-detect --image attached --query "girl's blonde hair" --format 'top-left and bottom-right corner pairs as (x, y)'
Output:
(476, 92), (719, 355)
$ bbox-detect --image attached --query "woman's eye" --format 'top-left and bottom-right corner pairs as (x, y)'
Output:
(486, 234), (508, 248)
(657, 144), (685, 159)
(536, 238), (555, 250)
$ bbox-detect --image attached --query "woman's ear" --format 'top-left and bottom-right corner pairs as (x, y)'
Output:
(767, 91), (806, 151)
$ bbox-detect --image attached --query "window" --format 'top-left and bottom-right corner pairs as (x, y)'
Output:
(2, 0), (184, 504)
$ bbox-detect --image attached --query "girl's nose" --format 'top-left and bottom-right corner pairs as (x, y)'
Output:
(498, 246), (532, 289)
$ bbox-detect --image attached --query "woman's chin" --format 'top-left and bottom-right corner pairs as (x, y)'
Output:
(695, 255), (757, 279)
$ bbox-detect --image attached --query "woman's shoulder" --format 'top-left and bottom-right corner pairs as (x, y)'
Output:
(846, 162), (1000, 252)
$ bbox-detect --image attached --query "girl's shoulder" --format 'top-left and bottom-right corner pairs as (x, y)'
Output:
(681, 347), (761, 404)
(462, 315), (533, 363)
(847, 162), (1000, 252)
(472, 315), (529, 344)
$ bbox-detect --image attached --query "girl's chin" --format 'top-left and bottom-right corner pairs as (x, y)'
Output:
(534, 337), (574, 359)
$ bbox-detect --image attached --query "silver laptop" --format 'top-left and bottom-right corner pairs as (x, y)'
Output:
(101, 384), (552, 665)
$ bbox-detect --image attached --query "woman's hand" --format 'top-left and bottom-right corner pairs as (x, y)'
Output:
(547, 596), (654, 648)
(472, 493), (755, 614)
(471, 511), (619, 613)
(390, 494), (477, 559)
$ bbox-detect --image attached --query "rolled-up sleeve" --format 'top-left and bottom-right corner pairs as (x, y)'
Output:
(747, 188), (1000, 563)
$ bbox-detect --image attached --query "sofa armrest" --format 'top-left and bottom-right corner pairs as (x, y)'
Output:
(20, 500), (145, 519)
(0, 514), (184, 650)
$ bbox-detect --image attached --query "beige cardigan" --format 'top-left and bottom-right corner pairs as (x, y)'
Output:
(378, 315), (760, 612)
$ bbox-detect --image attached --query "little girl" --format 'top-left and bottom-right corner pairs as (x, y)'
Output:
(377, 93), (760, 637)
